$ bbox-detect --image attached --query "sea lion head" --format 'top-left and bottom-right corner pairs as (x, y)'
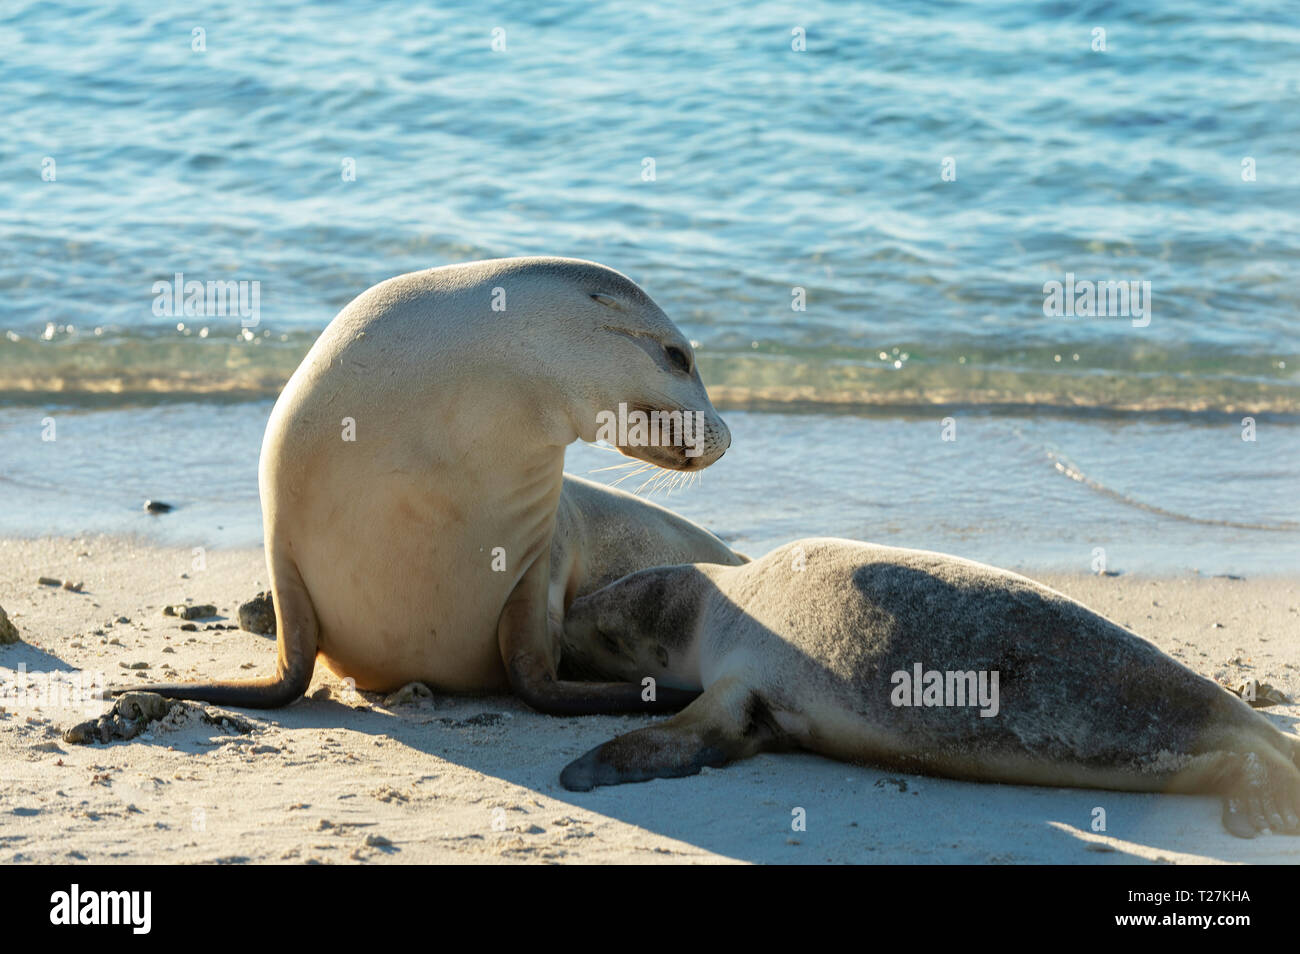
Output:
(520, 259), (730, 472)
(561, 564), (705, 681)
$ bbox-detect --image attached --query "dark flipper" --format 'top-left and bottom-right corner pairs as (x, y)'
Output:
(110, 550), (317, 710)
(560, 677), (782, 790)
(506, 652), (700, 715)
(107, 672), (309, 709)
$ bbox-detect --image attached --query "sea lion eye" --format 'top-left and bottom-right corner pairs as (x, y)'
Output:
(664, 344), (691, 374)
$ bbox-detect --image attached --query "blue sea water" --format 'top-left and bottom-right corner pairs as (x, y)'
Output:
(1, 0), (1298, 573)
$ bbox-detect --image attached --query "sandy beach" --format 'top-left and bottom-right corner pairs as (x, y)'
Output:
(1, 534), (1296, 865)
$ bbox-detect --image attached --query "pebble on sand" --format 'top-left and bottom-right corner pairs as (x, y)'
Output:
(36, 577), (83, 591)
(0, 606), (19, 644)
(237, 592), (276, 635)
(143, 500), (173, 514)
(162, 604), (218, 620)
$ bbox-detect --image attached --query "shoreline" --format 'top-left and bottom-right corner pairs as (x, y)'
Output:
(1, 534), (1297, 865)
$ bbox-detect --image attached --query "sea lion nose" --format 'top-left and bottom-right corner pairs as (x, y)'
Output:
(716, 419), (732, 455)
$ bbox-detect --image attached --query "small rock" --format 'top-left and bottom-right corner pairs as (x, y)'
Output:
(364, 834), (393, 848)
(143, 500), (173, 514)
(37, 576), (61, 586)
(63, 692), (177, 745)
(119, 661), (150, 670)
(0, 606), (19, 644)
(62, 580), (84, 592)
(180, 623), (197, 632)
(164, 604), (217, 620)
(238, 592), (277, 635)
(203, 711), (254, 734)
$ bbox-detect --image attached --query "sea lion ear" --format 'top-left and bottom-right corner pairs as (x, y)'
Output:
(590, 293), (624, 310)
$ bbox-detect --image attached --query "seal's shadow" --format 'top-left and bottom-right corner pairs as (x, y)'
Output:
(1, 643), (80, 675)
(325, 696), (1274, 864)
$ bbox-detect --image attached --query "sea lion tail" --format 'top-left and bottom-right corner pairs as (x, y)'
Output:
(108, 551), (318, 710)
(106, 675), (308, 709)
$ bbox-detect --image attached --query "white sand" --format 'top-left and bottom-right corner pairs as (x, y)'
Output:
(1, 534), (1297, 864)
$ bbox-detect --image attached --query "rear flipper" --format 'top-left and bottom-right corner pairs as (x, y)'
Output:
(1219, 744), (1300, 838)
(108, 551), (317, 710)
(559, 677), (783, 791)
(106, 673), (310, 709)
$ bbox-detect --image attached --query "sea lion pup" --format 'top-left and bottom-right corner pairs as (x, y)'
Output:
(121, 257), (732, 714)
(549, 475), (747, 688)
(558, 538), (1300, 837)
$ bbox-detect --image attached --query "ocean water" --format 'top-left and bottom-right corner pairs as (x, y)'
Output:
(1, 1), (1298, 574)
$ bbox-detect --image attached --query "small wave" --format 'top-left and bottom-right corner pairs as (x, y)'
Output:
(1044, 448), (1300, 532)
(2, 327), (1297, 419)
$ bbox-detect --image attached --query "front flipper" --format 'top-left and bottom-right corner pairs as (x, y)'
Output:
(559, 676), (782, 790)
(500, 552), (699, 715)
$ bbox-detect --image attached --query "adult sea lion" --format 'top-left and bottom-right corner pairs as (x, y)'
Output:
(558, 538), (1300, 837)
(122, 257), (733, 714)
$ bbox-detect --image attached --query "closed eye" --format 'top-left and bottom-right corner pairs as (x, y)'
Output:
(664, 344), (691, 374)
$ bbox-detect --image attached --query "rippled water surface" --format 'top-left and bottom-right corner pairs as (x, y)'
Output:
(1, 1), (1297, 572)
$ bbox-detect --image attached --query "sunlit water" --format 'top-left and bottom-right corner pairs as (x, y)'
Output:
(1, 1), (1298, 574)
